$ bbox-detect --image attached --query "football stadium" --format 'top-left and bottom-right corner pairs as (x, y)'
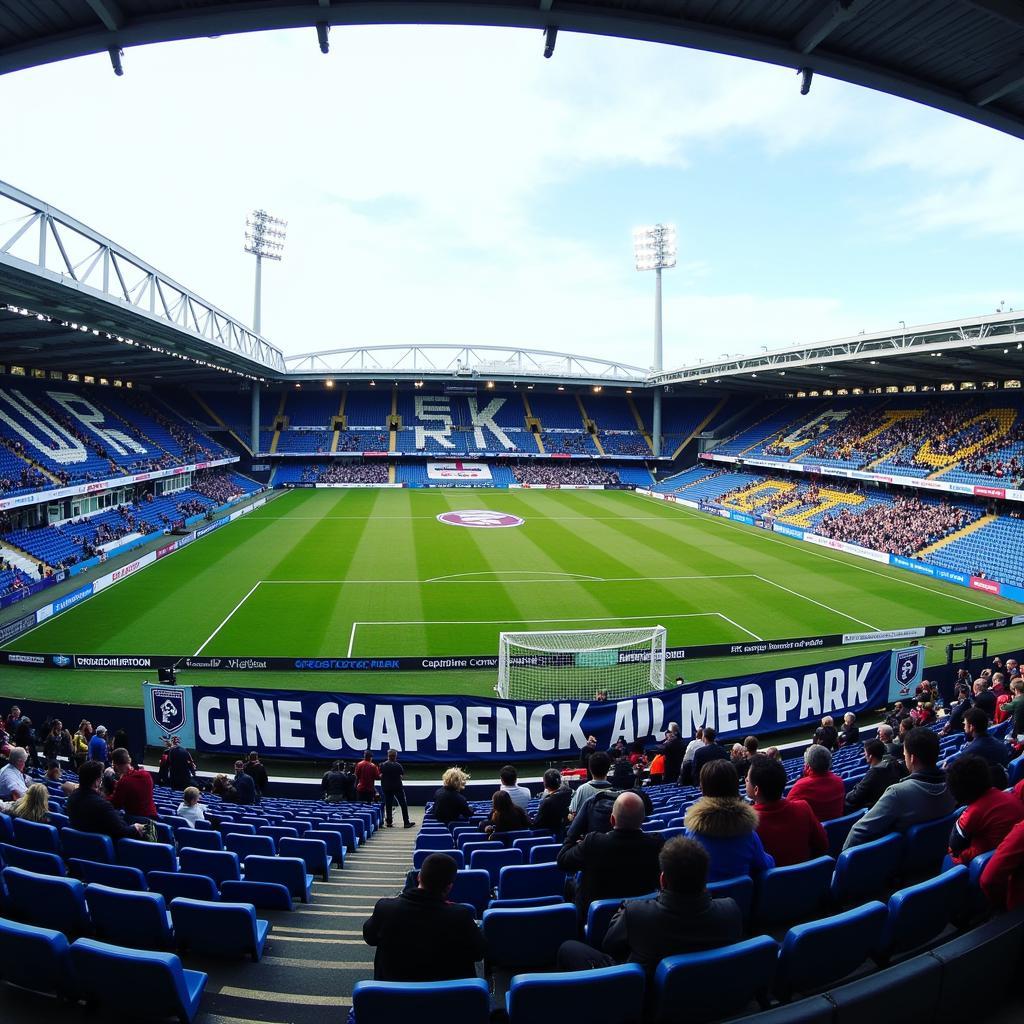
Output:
(1, 3), (1024, 1023)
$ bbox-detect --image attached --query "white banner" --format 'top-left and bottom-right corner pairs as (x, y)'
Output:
(427, 461), (492, 481)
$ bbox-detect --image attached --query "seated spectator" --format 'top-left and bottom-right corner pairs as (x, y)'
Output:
(680, 727), (705, 781)
(363, 853), (485, 981)
(885, 702), (910, 730)
(980, 818), (1024, 910)
(0, 746), (28, 800)
(482, 790), (530, 836)
(66, 760), (146, 840)
(947, 755), (1024, 865)
(569, 751), (613, 817)
(211, 774), (239, 800)
(498, 764), (532, 811)
(684, 760), (774, 881)
(532, 768), (572, 838)
(845, 740), (903, 813)
(579, 735), (598, 774)
(555, 836), (743, 975)
(565, 781), (654, 843)
(876, 723), (902, 759)
(730, 743), (751, 780)
(1002, 679), (1024, 739)
(838, 712), (860, 747)
(687, 727), (729, 785)
(431, 767), (473, 825)
(910, 700), (936, 727)
(176, 786), (208, 827)
(953, 708), (1013, 784)
(787, 745), (846, 822)
(940, 685), (973, 737)
(844, 727), (956, 850)
(610, 749), (638, 789)
(557, 791), (664, 919)
(973, 679), (997, 720)
(110, 747), (158, 821)
(813, 716), (839, 751)
(0, 782), (50, 821)
(747, 755), (828, 867)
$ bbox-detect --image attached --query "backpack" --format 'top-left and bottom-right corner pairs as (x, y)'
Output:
(575, 786), (655, 837)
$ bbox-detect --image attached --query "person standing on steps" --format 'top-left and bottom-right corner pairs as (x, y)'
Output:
(380, 749), (416, 829)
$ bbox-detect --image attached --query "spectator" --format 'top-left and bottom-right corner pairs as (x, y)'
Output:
(66, 760), (146, 840)
(71, 720), (92, 770)
(610, 749), (638, 789)
(947, 755), (1024, 866)
(166, 736), (196, 790)
(648, 752), (666, 785)
(680, 727), (705, 783)
(910, 701), (936, 727)
(885, 702), (910, 730)
(355, 750), (380, 803)
(0, 747), (28, 801)
(980, 819), (1024, 910)
(363, 853), (485, 981)
(973, 679), (997, 720)
(243, 752), (269, 796)
(555, 837), (743, 976)
(431, 767), (472, 825)
(233, 760), (258, 805)
(3, 705), (24, 736)
(110, 747), (158, 821)
(876, 723), (901, 759)
(845, 740), (904, 813)
(812, 716), (839, 751)
(689, 727), (729, 784)
(557, 791), (664, 919)
(844, 727), (956, 850)
(579, 735), (598, 774)
(211, 774), (239, 801)
(175, 786), (208, 827)
(729, 743), (751, 781)
(14, 717), (38, 769)
(954, 708), (1013, 782)
(498, 765), (531, 811)
(322, 760), (353, 803)
(0, 782), (50, 821)
(684, 760), (774, 882)
(88, 725), (109, 765)
(1002, 678), (1024, 739)
(532, 768), (572, 838)
(747, 755), (828, 867)
(482, 790), (530, 836)
(941, 686), (974, 737)
(42, 719), (71, 768)
(787, 745), (846, 822)
(380, 749), (415, 829)
(658, 723), (684, 784)
(569, 751), (613, 817)
(839, 712), (860, 747)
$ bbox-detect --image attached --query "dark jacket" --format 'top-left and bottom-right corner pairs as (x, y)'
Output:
(233, 771), (258, 805)
(689, 742), (729, 784)
(322, 769), (348, 799)
(565, 787), (655, 844)
(66, 787), (136, 840)
(610, 757), (636, 789)
(602, 890), (743, 972)
(244, 761), (269, 793)
(363, 889), (485, 982)
(813, 724), (839, 751)
(844, 756), (904, 813)
(432, 787), (472, 825)
(166, 745), (195, 790)
(961, 734), (1012, 769)
(556, 827), (664, 916)
(659, 734), (684, 784)
(379, 760), (405, 793)
(532, 785), (572, 837)
(973, 690), (997, 719)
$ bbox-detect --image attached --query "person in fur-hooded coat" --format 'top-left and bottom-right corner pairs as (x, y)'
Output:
(683, 759), (775, 882)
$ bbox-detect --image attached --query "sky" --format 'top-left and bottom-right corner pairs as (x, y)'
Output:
(1, 24), (1022, 372)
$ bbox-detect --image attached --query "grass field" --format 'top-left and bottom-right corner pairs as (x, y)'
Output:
(4, 487), (1023, 706)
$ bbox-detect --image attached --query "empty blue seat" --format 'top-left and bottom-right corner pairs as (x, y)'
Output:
(415, 833), (455, 851)
(901, 812), (960, 880)
(482, 903), (578, 970)
(449, 869), (492, 918)
(46, 811), (70, 830)
(414, 848), (465, 870)
(830, 833), (903, 906)
(87, 883), (174, 949)
(176, 829), (224, 852)
(0, 842), (66, 876)
(62, 828), (116, 863)
(490, 895), (566, 910)
(148, 871), (219, 904)
(179, 847), (241, 888)
(69, 859), (147, 891)
(875, 865), (969, 960)
(243, 855), (312, 903)
(12, 818), (60, 854)
(708, 875), (755, 926)
(654, 935), (780, 1022)
(512, 837), (555, 860)
(258, 825), (298, 850)
(220, 879), (293, 910)
(279, 836), (332, 881)
(304, 829), (346, 867)
(823, 810), (866, 859)
(0, 812), (11, 844)
(70, 938), (207, 1024)
(225, 833), (276, 860)
(497, 862), (565, 901)
(352, 977), (491, 1024)
(171, 897), (269, 960)
(529, 843), (562, 864)
(753, 856), (835, 929)
(967, 848), (997, 915)
(118, 838), (177, 874)
(217, 821), (256, 838)
(0, 917), (77, 999)
(508, 962), (645, 1024)
(775, 901), (888, 1000)
(470, 847), (523, 888)
(458, 832), (499, 851)
(317, 820), (358, 852)
(2, 865), (90, 937)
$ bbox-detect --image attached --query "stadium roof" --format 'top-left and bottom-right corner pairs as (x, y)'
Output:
(2, 2), (1024, 141)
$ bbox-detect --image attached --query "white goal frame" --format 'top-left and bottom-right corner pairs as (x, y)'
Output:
(496, 625), (667, 701)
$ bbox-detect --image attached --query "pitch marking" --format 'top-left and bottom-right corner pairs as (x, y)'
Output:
(193, 581), (262, 656)
(424, 570), (604, 583)
(753, 574), (879, 631)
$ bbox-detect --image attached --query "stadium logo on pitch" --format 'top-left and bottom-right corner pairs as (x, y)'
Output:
(437, 510), (525, 529)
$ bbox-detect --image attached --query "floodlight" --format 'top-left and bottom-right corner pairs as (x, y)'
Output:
(245, 209), (287, 335)
(633, 224), (677, 272)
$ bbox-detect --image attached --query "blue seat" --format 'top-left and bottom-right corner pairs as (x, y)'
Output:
(458, 832), (498, 850)
(507, 963), (645, 1024)
(179, 847), (241, 888)
(967, 848), (997, 914)
(449, 868), (492, 918)
(0, 841), (65, 876)
(288, 819), (312, 836)
(69, 859), (147, 891)
(830, 946), (942, 1020)
(900, 811), (960, 880)
(62, 827), (116, 863)
(46, 811), (70, 830)
(12, 817), (61, 854)
(753, 856), (835, 929)
(317, 820), (358, 852)
(243, 854), (313, 903)
(490, 895), (566, 910)
(2, 865), (90, 936)
(304, 829), (346, 868)
(775, 901), (888, 1000)
(414, 848), (465, 870)
(482, 903), (578, 970)
(225, 833), (276, 860)
(497, 863), (565, 901)
(654, 935), (780, 1022)
(1008, 753), (1024, 787)
(830, 833), (903, 906)
(0, 812), (12, 844)
(257, 825), (298, 850)
(220, 879), (293, 910)
(70, 938), (207, 1024)
(708, 875), (755, 926)
(415, 833), (456, 851)
(823, 810), (866, 859)
(352, 977), (491, 1024)
(87, 883), (174, 949)
(148, 871), (219, 904)
(585, 897), (634, 947)
(118, 838), (177, 874)
(0, 917), (77, 999)
(512, 837), (555, 860)
(875, 865), (969, 961)
(176, 829), (224, 851)
(529, 843), (562, 864)
(170, 897), (269, 960)
(217, 821), (256, 838)
(279, 836), (332, 881)
(470, 847), (523, 888)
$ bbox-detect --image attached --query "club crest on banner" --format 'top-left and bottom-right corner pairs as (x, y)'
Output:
(151, 686), (187, 734)
(888, 646), (924, 702)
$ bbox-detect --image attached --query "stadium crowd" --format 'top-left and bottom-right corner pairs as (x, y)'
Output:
(511, 463), (621, 485)
(815, 496), (972, 556)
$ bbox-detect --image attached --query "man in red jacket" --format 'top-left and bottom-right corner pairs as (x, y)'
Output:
(980, 819), (1024, 910)
(786, 745), (846, 822)
(946, 755), (1024, 865)
(110, 747), (158, 821)
(747, 755), (829, 866)
(355, 750), (380, 803)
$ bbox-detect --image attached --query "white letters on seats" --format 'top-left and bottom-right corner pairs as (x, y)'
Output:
(468, 397), (514, 450)
(414, 395), (456, 449)
(47, 392), (149, 456)
(0, 389), (88, 464)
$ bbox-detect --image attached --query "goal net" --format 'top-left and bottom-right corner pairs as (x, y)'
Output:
(496, 626), (667, 702)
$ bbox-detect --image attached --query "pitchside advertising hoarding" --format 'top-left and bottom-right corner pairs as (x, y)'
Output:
(142, 646), (924, 763)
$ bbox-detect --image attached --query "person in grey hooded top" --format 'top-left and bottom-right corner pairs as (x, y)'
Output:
(843, 727), (955, 850)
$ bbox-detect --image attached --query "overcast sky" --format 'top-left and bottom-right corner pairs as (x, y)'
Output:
(1, 25), (1022, 371)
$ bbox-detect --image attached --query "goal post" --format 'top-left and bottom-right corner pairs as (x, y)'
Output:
(496, 625), (667, 701)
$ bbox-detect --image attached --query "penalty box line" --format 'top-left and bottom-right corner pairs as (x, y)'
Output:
(194, 581), (263, 656)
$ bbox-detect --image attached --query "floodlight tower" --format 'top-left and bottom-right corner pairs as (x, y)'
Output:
(633, 224), (677, 458)
(244, 210), (286, 456)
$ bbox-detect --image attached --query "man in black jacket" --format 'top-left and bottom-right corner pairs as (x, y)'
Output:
(532, 768), (571, 839)
(380, 749), (415, 829)
(243, 752), (269, 796)
(844, 740), (903, 813)
(557, 791), (663, 919)
(363, 853), (484, 981)
(66, 760), (146, 840)
(688, 727), (729, 785)
(659, 724), (684, 787)
(557, 836), (742, 973)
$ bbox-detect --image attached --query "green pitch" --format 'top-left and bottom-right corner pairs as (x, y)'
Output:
(6, 488), (1023, 708)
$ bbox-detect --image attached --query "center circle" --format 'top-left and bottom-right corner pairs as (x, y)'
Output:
(437, 510), (525, 529)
